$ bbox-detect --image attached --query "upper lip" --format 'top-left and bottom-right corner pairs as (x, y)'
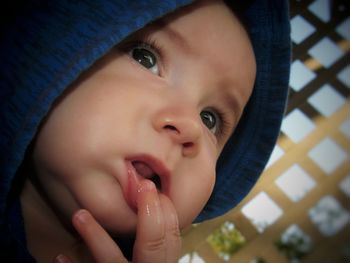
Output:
(126, 154), (171, 192)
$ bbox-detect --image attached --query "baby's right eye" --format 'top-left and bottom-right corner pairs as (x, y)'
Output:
(128, 43), (160, 75)
(200, 109), (221, 136)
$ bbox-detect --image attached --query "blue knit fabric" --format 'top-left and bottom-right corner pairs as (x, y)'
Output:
(0, 0), (290, 261)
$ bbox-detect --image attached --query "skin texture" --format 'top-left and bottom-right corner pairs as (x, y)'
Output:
(20, 0), (256, 262)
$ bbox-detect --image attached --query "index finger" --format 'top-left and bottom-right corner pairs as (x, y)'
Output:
(132, 180), (181, 263)
(132, 181), (166, 263)
(159, 194), (181, 262)
(72, 209), (128, 263)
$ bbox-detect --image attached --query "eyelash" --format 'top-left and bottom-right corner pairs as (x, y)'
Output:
(143, 36), (165, 59)
(212, 108), (232, 140)
(123, 38), (232, 140)
(125, 36), (165, 75)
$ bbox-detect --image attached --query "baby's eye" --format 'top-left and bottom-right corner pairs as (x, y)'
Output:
(200, 109), (221, 135)
(129, 43), (160, 75)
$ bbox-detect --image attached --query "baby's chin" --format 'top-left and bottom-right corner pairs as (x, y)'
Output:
(76, 194), (139, 235)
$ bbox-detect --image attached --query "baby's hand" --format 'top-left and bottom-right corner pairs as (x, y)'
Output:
(54, 185), (181, 263)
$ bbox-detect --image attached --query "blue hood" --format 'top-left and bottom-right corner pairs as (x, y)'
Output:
(0, 0), (290, 261)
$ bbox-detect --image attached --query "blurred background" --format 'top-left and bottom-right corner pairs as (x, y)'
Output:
(179, 0), (350, 262)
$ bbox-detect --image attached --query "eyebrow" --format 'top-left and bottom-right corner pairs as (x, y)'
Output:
(223, 93), (241, 129)
(150, 19), (195, 56)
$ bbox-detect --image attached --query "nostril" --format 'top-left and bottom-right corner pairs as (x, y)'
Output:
(164, 125), (178, 132)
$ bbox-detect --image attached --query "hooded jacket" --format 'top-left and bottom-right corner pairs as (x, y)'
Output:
(0, 0), (291, 261)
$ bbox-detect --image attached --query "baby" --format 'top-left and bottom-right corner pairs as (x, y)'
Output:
(0, 0), (291, 262)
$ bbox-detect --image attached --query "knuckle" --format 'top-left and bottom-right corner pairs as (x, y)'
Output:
(144, 236), (166, 252)
(169, 223), (181, 240)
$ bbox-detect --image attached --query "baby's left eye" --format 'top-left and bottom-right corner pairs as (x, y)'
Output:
(129, 44), (160, 75)
(200, 109), (221, 135)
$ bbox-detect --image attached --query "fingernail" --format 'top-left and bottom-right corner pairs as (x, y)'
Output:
(136, 181), (160, 214)
(137, 180), (157, 194)
(74, 209), (88, 224)
(136, 180), (157, 209)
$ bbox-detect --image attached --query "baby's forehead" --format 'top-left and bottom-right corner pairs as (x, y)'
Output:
(141, 1), (247, 37)
(130, 1), (256, 102)
(135, 1), (254, 63)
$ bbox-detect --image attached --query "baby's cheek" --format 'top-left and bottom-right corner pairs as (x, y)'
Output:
(171, 163), (216, 229)
(68, 173), (138, 235)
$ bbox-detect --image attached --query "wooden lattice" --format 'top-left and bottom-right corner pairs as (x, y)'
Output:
(180, 1), (350, 262)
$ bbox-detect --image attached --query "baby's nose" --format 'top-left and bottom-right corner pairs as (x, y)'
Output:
(152, 109), (202, 158)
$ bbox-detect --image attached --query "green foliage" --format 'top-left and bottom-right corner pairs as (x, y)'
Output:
(207, 221), (246, 261)
(275, 225), (312, 263)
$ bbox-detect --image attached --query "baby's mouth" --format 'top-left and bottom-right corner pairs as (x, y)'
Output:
(131, 161), (162, 191)
(124, 155), (171, 211)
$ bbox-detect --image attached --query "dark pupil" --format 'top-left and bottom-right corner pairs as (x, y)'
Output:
(200, 111), (216, 129)
(132, 48), (156, 69)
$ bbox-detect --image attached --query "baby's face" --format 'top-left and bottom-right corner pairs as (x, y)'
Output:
(31, 0), (255, 236)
